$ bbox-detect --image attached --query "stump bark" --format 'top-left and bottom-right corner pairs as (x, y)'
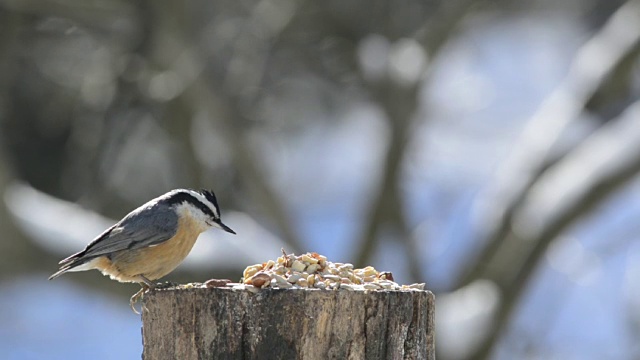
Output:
(142, 287), (435, 360)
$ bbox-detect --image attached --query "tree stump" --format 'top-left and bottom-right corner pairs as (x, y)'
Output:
(142, 287), (435, 360)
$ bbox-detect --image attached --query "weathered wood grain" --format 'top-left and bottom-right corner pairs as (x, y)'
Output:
(142, 287), (435, 360)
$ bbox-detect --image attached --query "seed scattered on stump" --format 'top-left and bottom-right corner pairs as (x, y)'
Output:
(237, 249), (426, 291)
(247, 272), (271, 288)
(204, 279), (232, 288)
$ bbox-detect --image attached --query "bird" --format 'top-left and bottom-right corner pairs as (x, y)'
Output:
(49, 188), (236, 312)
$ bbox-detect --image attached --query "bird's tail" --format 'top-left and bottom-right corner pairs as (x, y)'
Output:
(48, 267), (71, 280)
(48, 251), (90, 280)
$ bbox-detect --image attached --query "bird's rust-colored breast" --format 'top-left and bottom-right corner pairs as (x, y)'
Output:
(96, 214), (204, 282)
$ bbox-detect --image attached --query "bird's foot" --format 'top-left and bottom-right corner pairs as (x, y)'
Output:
(130, 284), (150, 314)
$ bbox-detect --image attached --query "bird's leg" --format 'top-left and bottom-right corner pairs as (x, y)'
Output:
(130, 283), (149, 314)
(140, 275), (156, 289)
(129, 276), (155, 314)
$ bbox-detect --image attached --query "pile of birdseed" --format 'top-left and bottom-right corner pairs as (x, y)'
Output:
(234, 250), (425, 292)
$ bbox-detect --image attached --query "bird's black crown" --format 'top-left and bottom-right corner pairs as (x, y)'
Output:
(199, 189), (221, 215)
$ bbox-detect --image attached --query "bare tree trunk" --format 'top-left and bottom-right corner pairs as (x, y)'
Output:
(142, 287), (435, 360)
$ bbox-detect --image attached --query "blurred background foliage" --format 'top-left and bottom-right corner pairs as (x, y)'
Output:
(1, 0), (640, 359)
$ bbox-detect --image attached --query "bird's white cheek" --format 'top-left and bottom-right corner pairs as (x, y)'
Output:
(191, 221), (211, 234)
(176, 205), (213, 233)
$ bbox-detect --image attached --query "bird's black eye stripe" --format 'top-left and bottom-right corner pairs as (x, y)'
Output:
(200, 189), (221, 215)
(164, 192), (218, 219)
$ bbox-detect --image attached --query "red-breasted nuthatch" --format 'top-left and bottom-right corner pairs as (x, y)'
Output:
(49, 188), (235, 311)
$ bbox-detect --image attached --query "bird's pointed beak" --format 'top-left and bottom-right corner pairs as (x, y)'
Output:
(216, 220), (236, 234)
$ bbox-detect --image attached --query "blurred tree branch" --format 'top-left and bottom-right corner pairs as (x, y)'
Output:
(450, 2), (640, 358)
(0, 9), (51, 279)
(472, 98), (640, 359)
(354, 79), (421, 278)
(140, 1), (203, 188)
(142, 0), (305, 252)
(354, 0), (478, 281)
(186, 83), (306, 253)
(0, 0), (133, 37)
(2, 2), (638, 357)
(459, 0), (640, 289)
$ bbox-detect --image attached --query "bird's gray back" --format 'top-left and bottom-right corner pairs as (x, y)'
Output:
(81, 202), (179, 258)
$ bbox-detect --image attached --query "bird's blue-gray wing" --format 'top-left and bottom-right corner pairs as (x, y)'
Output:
(79, 203), (179, 258)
